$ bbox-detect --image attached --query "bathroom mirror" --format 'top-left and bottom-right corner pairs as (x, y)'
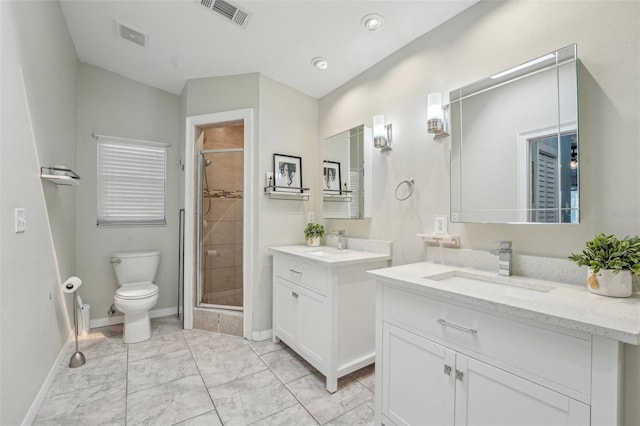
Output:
(449, 44), (579, 224)
(322, 125), (372, 219)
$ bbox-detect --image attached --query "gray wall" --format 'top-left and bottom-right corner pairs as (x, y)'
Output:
(256, 75), (319, 331)
(0, 1), (78, 424)
(75, 63), (181, 324)
(319, 0), (640, 261)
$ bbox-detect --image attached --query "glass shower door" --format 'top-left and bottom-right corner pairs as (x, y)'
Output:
(197, 147), (244, 310)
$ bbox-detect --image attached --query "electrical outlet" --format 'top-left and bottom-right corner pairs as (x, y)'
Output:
(307, 211), (315, 223)
(434, 215), (448, 235)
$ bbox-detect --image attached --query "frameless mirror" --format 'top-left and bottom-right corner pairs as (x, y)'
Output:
(322, 125), (372, 219)
(449, 44), (579, 224)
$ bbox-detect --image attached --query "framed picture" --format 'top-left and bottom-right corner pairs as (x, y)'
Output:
(323, 161), (341, 192)
(273, 153), (303, 192)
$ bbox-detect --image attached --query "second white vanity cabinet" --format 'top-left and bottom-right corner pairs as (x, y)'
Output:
(271, 244), (391, 392)
(273, 274), (329, 368)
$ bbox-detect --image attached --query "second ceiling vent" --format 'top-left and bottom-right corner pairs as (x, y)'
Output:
(198, 0), (251, 29)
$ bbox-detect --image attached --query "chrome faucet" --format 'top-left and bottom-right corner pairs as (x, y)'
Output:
(490, 241), (512, 276)
(336, 229), (346, 250)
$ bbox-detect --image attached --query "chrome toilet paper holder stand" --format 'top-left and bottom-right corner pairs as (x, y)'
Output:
(63, 277), (86, 368)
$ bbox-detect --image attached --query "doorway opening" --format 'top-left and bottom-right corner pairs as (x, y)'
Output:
(184, 109), (254, 339)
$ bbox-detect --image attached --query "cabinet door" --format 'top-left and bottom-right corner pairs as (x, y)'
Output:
(273, 277), (297, 343)
(382, 323), (456, 426)
(297, 286), (329, 367)
(454, 355), (590, 426)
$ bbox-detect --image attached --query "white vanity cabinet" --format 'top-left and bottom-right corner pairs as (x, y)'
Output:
(271, 245), (390, 392)
(273, 274), (329, 368)
(381, 322), (589, 426)
(372, 273), (629, 426)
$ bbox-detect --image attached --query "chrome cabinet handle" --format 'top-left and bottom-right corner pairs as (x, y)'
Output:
(443, 365), (452, 376)
(110, 258), (121, 264)
(437, 319), (477, 335)
(456, 370), (464, 381)
(289, 269), (302, 275)
(291, 291), (299, 298)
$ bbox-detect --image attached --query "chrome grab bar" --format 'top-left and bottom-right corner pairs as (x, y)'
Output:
(437, 319), (477, 335)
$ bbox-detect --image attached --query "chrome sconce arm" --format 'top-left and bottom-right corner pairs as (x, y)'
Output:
(427, 92), (449, 140)
(373, 114), (393, 151)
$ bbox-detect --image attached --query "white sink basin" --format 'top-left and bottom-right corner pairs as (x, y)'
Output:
(424, 270), (555, 299)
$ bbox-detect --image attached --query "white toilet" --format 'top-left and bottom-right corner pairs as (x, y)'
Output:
(112, 250), (160, 344)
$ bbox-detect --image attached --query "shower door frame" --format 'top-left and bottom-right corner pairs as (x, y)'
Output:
(197, 148), (244, 311)
(184, 109), (255, 339)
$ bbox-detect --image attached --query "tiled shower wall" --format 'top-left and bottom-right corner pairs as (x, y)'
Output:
(201, 125), (244, 308)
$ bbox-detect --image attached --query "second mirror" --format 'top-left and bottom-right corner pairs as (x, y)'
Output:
(322, 125), (372, 219)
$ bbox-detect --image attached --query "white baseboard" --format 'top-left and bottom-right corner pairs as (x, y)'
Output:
(252, 329), (272, 342)
(21, 330), (75, 426)
(89, 306), (179, 329)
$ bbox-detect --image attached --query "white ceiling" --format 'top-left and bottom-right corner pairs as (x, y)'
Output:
(60, 0), (477, 99)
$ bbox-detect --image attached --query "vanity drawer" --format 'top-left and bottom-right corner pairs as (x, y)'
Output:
(381, 285), (592, 399)
(273, 255), (328, 295)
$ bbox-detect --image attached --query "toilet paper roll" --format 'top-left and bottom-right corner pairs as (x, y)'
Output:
(62, 276), (82, 293)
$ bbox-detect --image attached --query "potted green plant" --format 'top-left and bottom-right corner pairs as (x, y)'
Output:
(568, 233), (640, 297)
(304, 222), (325, 247)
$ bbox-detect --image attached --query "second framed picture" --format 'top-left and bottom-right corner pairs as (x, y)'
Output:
(323, 161), (341, 192)
(273, 153), (303, 192)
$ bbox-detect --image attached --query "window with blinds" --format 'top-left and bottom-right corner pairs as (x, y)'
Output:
(97, 136), (167, 226)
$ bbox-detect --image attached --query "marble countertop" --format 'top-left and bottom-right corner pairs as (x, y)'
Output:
(269, 245), (391, 266)
(368, 262), (640, 345)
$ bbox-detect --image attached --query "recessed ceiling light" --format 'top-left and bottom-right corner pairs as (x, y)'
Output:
(361, 14), (384, 31)
(311, 57), (329, 70)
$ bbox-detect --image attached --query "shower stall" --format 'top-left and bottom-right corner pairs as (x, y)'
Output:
(196, 124), (244, 310)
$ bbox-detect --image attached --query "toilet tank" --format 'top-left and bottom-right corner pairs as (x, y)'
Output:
(112, 250), (160, 286)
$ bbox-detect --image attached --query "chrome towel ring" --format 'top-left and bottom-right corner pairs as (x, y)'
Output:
(395, 178), (414, 201)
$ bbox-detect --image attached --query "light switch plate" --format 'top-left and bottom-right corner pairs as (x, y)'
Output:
(307, 211), (315, 223)
(434, 215), (448, 235)
(15, 208), (26, 233)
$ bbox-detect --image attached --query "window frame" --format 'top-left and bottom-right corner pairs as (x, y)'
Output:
(96, 135), (169, 227)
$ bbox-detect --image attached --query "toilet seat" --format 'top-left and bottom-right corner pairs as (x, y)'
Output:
(115, 282), (158, 300)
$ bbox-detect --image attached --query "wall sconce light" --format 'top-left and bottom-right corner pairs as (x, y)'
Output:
(570, 145), (578, 169)
(427, 93), (449, 139)
(373, 114), (392, 151)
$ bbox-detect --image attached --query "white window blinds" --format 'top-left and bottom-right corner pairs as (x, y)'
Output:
(96, 135), (167, 226)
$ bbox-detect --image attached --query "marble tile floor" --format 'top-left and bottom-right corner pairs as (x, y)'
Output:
(34, 316), (375, 426)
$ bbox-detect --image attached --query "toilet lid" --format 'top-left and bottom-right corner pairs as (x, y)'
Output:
(115, 282), (158, 300)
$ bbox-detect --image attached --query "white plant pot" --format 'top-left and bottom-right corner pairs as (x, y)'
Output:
(587, 269), (632, 298)
(307, 237), (321, 247)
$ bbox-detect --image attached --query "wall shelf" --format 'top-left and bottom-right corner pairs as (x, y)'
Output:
(40, 166), (80, 186)
(417, 233), (460, 248)
(264, 186), (310, 201)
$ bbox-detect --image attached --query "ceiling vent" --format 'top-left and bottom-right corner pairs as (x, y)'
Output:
(118, 23), (147, 47)
(198, 0), (251, 29)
